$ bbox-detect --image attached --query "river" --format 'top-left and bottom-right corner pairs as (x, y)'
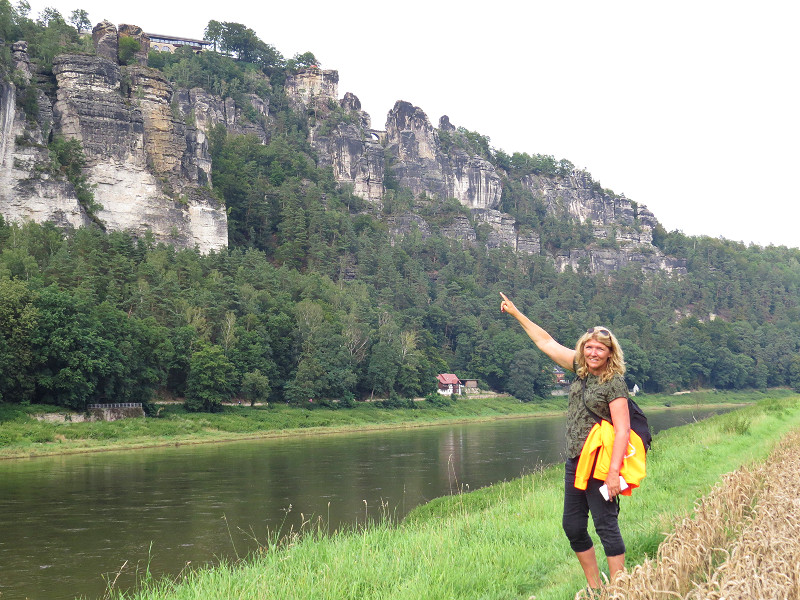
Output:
(0, 406), (730, 600)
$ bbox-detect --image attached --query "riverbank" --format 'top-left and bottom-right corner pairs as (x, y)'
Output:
(0, 389), (790, 460)
(105, 394), (800, 600)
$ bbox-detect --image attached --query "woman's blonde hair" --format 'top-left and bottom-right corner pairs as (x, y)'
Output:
(575, 327), (626, 383)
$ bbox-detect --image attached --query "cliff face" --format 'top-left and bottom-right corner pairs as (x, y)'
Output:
(1, 24), (229, 252)
(2, 28), (686, 274)
(287, 69), (386, 205)
(383, 101), (501, 210)
(291, 80), (678, 273)
(522, 171), (633, 226)
(1, 42), (90, 229)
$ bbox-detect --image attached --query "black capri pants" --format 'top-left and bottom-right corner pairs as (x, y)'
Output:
(562, 456), (626, 557)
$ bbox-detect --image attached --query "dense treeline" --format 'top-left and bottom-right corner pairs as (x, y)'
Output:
(3, 7), (800, 411)
(2, 215), (800, 412)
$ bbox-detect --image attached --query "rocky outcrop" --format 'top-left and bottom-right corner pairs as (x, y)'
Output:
(521, 170), (635, 227)
(323, 122), (385, 204)
(1, 45), (89, 229)
(472, 208), (540, 254)
(519, 169), (684, 272)
(383, 102), (502, 210)
(92, 21), (118, 63)
(1, 35), (228, 252)
(51, 54), (144, 162)
(55, 51), (227, 250)
(554, 247), (687, 275)
(308, 97), (502, 211)
(385, 213), (432, 241)
(175, 87), (270, 144)
(286, 71), (385, 203)
(440, 215), (477, 244)
(285, 67), (338, 108)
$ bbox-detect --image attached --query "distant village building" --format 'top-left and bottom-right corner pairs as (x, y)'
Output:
(436, 373), (463, 396)
(148, 34), (212, 53)
(553, 366), (569, 386)
(462, 378), (480, 394)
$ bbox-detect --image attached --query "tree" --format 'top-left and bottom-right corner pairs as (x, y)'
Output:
(507, 348), (552, 402)
(68, 8), (89, 32)
(208, 21), (284, 72)
(366, 340), (401, 399)
(788, 354), (800, 393)
(36, 5), (63, 25)
(0, 276), (38, 402)
(286, 51), (318, 71)
(241, 369), (270, 406)
(185, 344), (236, 411)
(204, 19), (222, 51)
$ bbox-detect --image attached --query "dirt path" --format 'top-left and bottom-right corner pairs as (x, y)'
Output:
(590, 429), (800, 599)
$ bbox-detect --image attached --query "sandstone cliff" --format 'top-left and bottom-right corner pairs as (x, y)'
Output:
(287, 72), (680, 273)
(383, 102), (502, 211)
(1, 23), (229, 252)
(1, 42), (91, 230)
(2, 25), (686, 274)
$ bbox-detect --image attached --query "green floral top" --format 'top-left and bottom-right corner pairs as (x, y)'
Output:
(565, 361), (629, 458)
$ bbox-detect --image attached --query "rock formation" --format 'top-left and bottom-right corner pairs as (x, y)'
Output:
(521, 170), (634, 227)
(520, 170), (684, 273)
(1, 42), (90, 230)
(285, 67), (338, 108)
(1, 24), (687, 274)
(383, 102), (502, 210)
(285, 70), (386, 205)
(1, 28), (228, 252)
(91, 21), (118, 62)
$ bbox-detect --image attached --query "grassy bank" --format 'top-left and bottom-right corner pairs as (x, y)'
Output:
(1, 389), (791, 460)
(0, 394), (553, 459)
(105, 393), (800, 600)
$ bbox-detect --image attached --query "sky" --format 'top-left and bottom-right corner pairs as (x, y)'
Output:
(25, 0), (800, 248)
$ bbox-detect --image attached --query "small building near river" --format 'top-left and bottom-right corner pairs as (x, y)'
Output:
(436, 373), (463, 396)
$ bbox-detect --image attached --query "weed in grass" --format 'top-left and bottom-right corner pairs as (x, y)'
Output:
(718, 414), (751, 435)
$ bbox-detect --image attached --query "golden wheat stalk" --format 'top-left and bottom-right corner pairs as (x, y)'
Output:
(585, 430), (800, 600)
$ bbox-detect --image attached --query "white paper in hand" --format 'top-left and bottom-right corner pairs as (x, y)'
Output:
(599, 476), (628, 501)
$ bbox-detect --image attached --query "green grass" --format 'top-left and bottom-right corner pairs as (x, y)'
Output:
(632, 387), (795, 408)
(104, 393), (800, 600)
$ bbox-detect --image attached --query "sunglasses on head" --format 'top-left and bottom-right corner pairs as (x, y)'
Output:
(586, 327), (611, 337)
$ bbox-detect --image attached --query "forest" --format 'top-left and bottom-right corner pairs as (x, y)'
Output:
(2, 4), (800, 412)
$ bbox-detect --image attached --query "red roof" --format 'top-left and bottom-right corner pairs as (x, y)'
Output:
(437, 373), (461, 385)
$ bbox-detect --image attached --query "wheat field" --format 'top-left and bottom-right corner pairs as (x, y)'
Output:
(585, 430), (800, 600)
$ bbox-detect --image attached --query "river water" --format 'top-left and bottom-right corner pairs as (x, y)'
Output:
(0, 406), (730, 600)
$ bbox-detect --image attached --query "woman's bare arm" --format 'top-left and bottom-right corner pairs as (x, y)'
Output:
(500, 293), (575, 370)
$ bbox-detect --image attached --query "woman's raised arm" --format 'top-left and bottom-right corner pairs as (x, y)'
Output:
(500, 293), (576, 370)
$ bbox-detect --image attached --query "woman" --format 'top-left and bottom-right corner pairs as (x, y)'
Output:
(499, 292), (630, 589)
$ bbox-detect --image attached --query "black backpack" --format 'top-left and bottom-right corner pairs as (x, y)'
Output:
(581, 378), (652, 451)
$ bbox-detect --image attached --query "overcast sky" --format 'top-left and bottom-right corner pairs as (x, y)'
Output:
(26, 0), (800, 248)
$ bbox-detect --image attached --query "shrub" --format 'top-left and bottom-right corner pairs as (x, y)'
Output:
(424, 392), (452, 408)
(118, 36), (141, 66)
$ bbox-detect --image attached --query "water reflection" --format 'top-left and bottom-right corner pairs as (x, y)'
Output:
(0, 405), (729, 600)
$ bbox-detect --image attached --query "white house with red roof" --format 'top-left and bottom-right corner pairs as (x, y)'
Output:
(436, 373), (463, 396)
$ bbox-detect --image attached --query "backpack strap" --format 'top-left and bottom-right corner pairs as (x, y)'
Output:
(581, 377), (605, 424)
